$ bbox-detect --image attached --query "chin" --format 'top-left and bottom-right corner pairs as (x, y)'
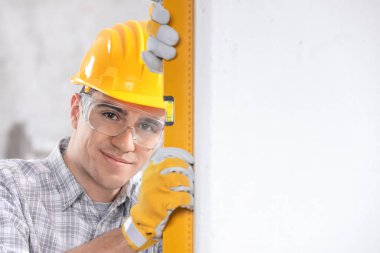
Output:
(99, 177), (129, 191)
(106, 169), (139, 186)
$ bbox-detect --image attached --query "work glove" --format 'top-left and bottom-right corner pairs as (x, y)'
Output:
(122, 147), (194, 251)
(142, 2), (179, 73)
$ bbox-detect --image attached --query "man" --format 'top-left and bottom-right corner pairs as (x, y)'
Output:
(0, 3), (193, 253)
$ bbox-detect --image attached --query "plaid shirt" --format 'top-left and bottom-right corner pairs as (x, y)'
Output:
(0, 138), (161, 253)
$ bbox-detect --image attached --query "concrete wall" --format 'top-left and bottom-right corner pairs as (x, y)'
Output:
(195, 0), (380, 252)
(0, 0), (150, 158)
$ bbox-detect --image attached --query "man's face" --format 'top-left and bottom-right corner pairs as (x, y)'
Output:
(67, 91), (165, 201)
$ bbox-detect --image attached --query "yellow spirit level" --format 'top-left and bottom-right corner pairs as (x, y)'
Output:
(161, 0), (194, 252)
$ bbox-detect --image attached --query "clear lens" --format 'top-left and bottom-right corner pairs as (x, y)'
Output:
(81, 94), (164, 149)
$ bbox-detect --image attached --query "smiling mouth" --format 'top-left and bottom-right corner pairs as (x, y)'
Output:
(101, 151), (133, 166)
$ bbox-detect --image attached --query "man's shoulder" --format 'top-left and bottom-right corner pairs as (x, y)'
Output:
(0, 158), (51, 190)
(0, 157), (50, 174)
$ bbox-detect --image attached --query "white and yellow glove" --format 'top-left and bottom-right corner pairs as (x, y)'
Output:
(142, 2), (179, 73)
(122, 148), (194, 251)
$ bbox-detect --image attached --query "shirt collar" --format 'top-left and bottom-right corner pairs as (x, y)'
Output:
(47, 137), (85, 210)
(112, 183), (130, 207)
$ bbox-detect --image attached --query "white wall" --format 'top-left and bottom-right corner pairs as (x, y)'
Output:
(195, 0), (380, 252)
(0, 0), (150, 158)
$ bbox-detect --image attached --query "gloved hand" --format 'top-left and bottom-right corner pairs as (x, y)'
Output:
(142, 2), (179, 73)
(122, 147), (194, 251)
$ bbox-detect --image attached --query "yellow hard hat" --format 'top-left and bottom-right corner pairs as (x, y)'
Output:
(71, 20), (165, 109)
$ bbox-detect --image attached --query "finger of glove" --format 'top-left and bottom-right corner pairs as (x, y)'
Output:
(161, 167), (194, 188)
(166, 191), (194, 210)
(149, 2), (170, 25)
(141, 50), (162, 73)
(160, 170), (194, 194)
(130, 205), (162, 234)
(147, 20), (179, 46)
(157, 25), (179, 46)
(152, 147), (194, 165)
(147, 36), (176, 60)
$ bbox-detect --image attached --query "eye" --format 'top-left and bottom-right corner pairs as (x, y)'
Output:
(139, 122), (155, 132)
(102, 111), (120, 121)
(138, 121), (159, 133)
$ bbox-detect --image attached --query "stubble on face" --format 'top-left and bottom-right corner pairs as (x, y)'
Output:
(70, 128), (154, 202)
(65, 92), (163, 202)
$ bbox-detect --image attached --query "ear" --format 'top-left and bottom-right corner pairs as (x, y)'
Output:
(70, 94), (81, 129)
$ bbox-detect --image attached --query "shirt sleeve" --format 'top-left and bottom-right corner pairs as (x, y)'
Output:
(139, 241), (162, 253)
(0, 173), (30, 252)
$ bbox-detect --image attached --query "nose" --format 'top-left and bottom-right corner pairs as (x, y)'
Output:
(110, 127), (136, 152)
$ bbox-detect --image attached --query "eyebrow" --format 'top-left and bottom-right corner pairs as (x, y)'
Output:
(95, 101), (165, 123)
(95, 103), (125, 115)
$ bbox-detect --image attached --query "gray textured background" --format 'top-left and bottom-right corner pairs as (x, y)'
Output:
(0, 0), (150, 158)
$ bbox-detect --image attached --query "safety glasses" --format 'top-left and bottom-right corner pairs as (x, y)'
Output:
(80, 93), (165, 149)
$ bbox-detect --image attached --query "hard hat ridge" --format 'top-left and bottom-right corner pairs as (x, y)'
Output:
(71, 20), (165, 109)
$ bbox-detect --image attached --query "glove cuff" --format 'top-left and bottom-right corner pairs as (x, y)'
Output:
(122, 217), (156, 251)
